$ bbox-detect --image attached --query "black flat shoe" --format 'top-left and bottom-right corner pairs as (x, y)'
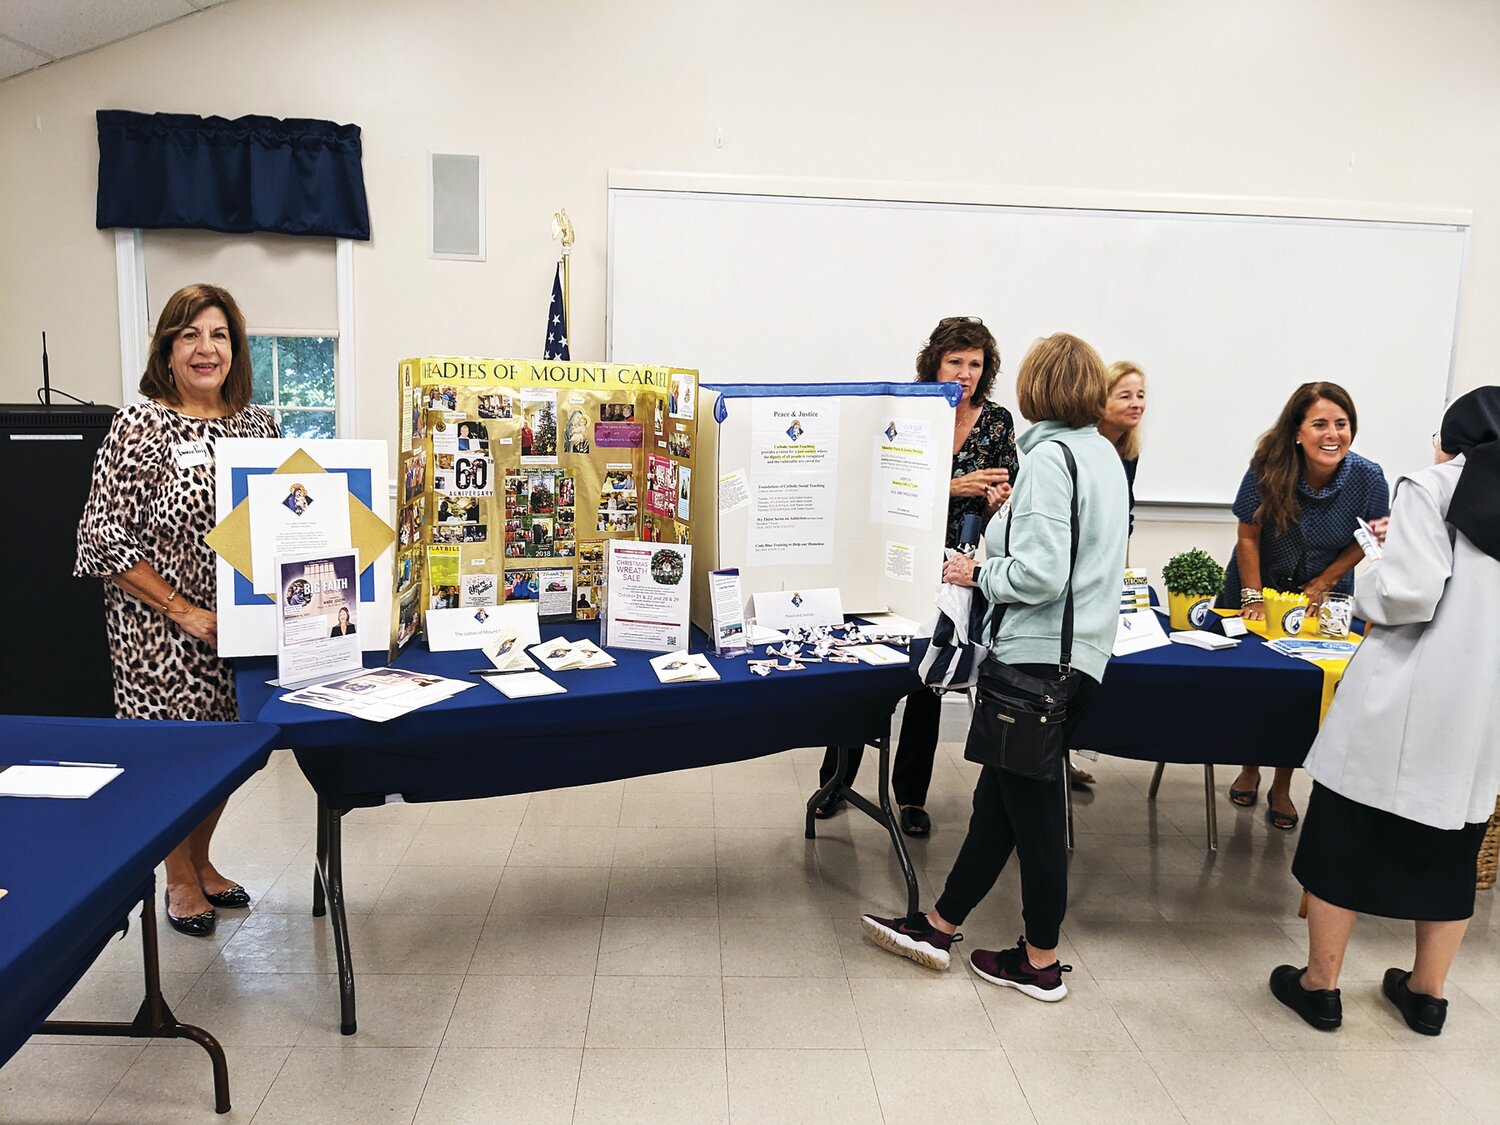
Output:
(163, 888), (216, 937)
(1383, 968), (1447, 1036)
(1269, 964), (1341, 1030)
(203, 883), (251, 909)
(900, 806), (931, 837)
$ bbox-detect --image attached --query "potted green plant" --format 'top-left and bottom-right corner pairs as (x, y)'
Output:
(1161, 548), (1226, 630)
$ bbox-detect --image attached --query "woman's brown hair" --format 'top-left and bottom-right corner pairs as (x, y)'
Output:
(139, 283), (253, 412)
(1250, 381), (1359, 534)
(1014, 333), (1109, 427)
(915, 317), (1001, 402)
(1105, 360), (1146, 462)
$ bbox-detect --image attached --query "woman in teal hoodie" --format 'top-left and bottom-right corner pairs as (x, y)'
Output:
(861, 333), (1130, 1001)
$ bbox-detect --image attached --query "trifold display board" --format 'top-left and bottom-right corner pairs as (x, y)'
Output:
(394, 357), (698, 652)
(691, 382), (959, 632)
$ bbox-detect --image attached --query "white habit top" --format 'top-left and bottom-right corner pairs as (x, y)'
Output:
(1304, 456), (1500, 830)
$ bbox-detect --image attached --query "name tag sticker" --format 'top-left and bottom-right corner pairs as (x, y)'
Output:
(173, 440), (210, 468)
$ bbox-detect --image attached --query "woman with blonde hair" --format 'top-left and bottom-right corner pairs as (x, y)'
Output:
(1099, 360), (1147, 537)
(861, 334), (1129, 999)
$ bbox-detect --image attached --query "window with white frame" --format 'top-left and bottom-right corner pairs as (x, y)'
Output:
(249, 332), (338, 437)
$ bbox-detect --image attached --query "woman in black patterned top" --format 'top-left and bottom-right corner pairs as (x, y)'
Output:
(819, 317), (1017, 835)
(76, 284), (279, 936)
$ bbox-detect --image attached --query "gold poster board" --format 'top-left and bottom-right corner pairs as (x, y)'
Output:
(391, 356), (698, 656)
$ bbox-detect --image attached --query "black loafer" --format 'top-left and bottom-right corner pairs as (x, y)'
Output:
(1269, 964), (1341, 1030)
(163, 888), (216, 937)
(203, 883), (251, 909)
(1383, 968), (1447, 1036)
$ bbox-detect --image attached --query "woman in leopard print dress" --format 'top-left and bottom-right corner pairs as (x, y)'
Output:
(76, 283), (278, 936)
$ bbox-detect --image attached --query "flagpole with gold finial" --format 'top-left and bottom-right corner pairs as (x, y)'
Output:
(551, 208), (576, 337)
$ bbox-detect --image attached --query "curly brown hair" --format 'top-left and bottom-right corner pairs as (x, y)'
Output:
(139, 283), (253, 412)
(1250, 381), (1359, 534)
(915, 317), (1000, 402)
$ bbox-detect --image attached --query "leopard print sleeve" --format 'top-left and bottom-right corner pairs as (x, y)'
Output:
(74, 404), (159, 579)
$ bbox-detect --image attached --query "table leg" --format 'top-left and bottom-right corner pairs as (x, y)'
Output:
(804, 746), (845, 840)
(1148, 761), (1166, 799)
(1203, 764), (1219, 852)
(804, 739), (919, 917)
(312, 796), (358, 1035)
(312, 796), (328, 917)
(38, 895), (233, 1114)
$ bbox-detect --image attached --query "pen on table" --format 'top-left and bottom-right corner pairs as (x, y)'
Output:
(27, 759), (119, 768)
(468, 668), (533, 676)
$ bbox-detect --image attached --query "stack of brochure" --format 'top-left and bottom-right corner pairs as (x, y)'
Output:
(649, 652), (721, 683)
(281, 668), (474, 722)
(1264, 637), (1359, 663)
(1169, 630), (1240, 651)
(847, 643), (909, 666)
(528, 638), (616, 672)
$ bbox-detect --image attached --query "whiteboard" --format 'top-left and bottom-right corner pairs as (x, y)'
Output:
(608, 188), (1468, 506)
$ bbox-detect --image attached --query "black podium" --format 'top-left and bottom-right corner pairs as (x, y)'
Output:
(0, 404), (117, 717)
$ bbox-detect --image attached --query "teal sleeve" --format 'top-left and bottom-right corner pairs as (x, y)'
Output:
(975, 445), (1073, 607)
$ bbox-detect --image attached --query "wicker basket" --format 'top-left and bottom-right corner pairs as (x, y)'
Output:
(1478, 796), (1500, 891)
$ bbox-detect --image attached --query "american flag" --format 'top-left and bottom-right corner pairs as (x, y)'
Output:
(544, 262), (569, 360)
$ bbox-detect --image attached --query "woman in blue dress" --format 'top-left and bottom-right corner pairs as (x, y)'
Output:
(1218, 382), (1390, 829)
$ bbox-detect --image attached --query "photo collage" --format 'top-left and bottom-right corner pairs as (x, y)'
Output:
(504, 472), (575, 561)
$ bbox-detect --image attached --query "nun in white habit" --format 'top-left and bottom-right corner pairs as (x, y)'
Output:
(1269, 386), (1500, 1039)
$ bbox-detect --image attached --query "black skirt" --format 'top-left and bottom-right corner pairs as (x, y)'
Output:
(1293, 782), (1489, 921)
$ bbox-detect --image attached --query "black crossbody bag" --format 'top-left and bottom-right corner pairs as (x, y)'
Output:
(963, 442), (1080, 782)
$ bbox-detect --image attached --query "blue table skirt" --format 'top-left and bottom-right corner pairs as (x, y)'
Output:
(1073, 626), (1327, 768)
(235, 624), (916, 809)
(0, 716), (280, 1067)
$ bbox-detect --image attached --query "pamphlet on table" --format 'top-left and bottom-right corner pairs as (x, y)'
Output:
(649, 652), (721, 683)
(529, 637), (616, 671)
(601, 540), (691, 653)
(276, 549), (363, 689)
(708, 568), (749, 656)
(485, 671), (566, 699)
(281, 667), (473, 722)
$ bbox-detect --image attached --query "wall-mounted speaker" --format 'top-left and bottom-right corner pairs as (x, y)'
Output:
(429, 152), (485, 260)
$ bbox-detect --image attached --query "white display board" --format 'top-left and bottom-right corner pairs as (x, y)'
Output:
(214, 438), (393, 658)
(691, 382), (957, 630)
(608, 186), (1469, 506)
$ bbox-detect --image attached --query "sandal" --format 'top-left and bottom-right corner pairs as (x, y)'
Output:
(813, 797), (845, 819)
(900, 806), (931, 837)
(1266, 801), (1299, 831)
(1228, 784), (1260, 808)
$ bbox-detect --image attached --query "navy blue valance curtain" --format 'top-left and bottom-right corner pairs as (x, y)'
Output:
(96, 110), (371, 240)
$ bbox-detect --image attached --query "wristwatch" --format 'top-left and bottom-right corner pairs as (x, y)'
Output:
(971, 564), (982, 584)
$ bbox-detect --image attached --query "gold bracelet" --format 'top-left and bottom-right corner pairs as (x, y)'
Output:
(163, 588), (179, 613)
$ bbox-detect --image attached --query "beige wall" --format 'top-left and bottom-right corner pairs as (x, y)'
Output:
(1, 0), (1494, 570)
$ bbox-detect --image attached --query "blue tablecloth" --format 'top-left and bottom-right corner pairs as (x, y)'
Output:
(235, 624), (916, 809)
(0, 717), (280, 1067)
(1074, 624), (1329, 768)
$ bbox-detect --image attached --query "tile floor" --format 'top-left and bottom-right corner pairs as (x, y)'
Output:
(4, 702), (1499, 1123)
